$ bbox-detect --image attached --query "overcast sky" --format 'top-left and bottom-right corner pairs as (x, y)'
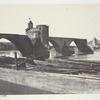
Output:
(0, 4), (100, 41)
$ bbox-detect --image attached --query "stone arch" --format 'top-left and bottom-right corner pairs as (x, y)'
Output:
(49, 40), (60, 53)
(0, 34), (34, 57)
(61, 41), (75, 56)
(48, 41), (56, 59)
(73, 39), (93, 54)
(48, 40), (62, 58)
(0, 38), (24, 57)
(0, 38), (22, 57)
(69, 40), (79, 54)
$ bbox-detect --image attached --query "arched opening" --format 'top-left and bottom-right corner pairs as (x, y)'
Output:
(48, 41), (62, 59)
(48, 42), (56, 59)
(69, 41), (79, 55)
(0, 38), (22, 58)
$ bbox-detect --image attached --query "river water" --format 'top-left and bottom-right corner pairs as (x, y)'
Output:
(69, 49), (100, 61)
(0, 50), (22, 58)
(50, 48), (100, 62)
(0, 49), (100, 62)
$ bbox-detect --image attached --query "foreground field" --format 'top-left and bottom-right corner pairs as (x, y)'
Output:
(0, 59), (100, 94)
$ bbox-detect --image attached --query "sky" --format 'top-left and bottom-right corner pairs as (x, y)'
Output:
(0, 4), (100, 41)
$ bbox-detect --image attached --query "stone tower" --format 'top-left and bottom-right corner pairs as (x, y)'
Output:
(25, 20), (49, 59)
(26, 18), (33, 32)
(36, 25), (49, 47)
(26, 19), (49, 48)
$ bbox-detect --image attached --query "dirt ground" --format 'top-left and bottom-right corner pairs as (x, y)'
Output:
(0, 59), (100, 94)
(0, 79), (53, 94)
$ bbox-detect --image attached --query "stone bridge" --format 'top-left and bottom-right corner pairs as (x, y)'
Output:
(0, 33), (49, 59)
(0, 33), (93, 59)
(49, 37), (93, 55)
(0, 33), (34, 57)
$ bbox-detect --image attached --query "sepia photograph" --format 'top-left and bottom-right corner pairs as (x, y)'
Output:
(0, 4), (100, 96)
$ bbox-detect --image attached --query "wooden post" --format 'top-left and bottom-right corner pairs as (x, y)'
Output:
(14, 52), (18, 69)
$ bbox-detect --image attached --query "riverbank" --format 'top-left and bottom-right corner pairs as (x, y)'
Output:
(0, 67), (100, 94)
(0, 59), (100, 94)
(1, 56), (100, 74)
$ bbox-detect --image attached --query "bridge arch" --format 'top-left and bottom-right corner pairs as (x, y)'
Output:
(48, 41), (57, 59)
(0, 38), (22, 58)
(48, 40), (62, 58)
(69, 41), (79, 54)
(0, 34), (34, 57)
(49, 40), (60, 53)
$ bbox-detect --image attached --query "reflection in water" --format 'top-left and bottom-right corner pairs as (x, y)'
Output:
(0, 50), (22, 58)
(50, 48), (100, 61)
(69, 49), (100, 61)
(0, 49), (100, 61)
